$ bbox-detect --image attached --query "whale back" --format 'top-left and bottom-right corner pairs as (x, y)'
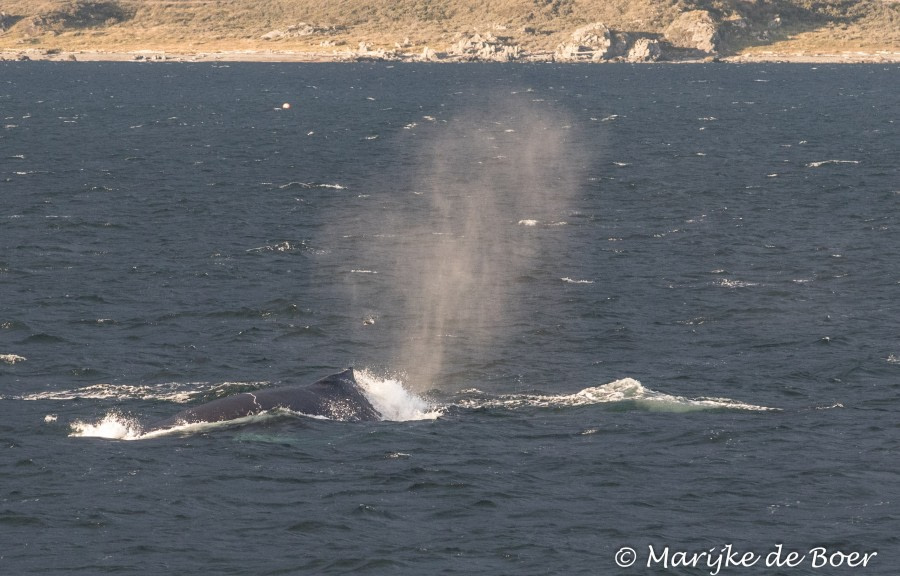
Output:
(302, 368), (380, 421)
(147, 368), (380, 431)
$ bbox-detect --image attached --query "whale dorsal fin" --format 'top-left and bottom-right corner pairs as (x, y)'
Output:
(310, 368), (356, 389)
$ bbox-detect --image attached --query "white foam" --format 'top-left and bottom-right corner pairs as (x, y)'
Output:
(18, 381), (263, 404)
(716, 278), (758, 288)
(278, 182), (345, 190)
(0, 354), (26, 364)
(69, 412), (145, 440)
(815, 403), (844, 410)
(246, 241), (296, 253)
(354, 369), (442, 421)
(68, 410), (293, 440)
(561, 277), (594, 284)
(517, 219), (567, 227)
(806, 159), (860, 168)
(455, 378), (777, 413)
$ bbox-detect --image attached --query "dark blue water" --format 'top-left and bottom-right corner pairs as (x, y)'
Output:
(1, 62), (898, 574)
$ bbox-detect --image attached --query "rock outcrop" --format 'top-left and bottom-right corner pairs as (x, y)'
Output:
(627, 38), (662, 62)
(420, 46), (439, 61)
(447, 32), (520, 61)
(554, 23), (633, 61)
(353, 41), (401, 61)
(664, 10), (721, 54)
(555, 22), (610, 61)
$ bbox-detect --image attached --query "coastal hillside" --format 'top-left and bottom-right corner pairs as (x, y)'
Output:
(1, 0), (897, 59)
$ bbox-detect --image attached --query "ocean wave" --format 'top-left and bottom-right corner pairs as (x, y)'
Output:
(715, 278), (758, 288)
(278, 181), (346, 190)
(518, 219), (567, 227)
(19, 381), (269, 404)
(806, 160), (860, 168)
(246, 241), (304, 253)
(454, 378), (777, 413)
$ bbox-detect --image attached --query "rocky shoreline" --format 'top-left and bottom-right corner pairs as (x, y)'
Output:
(2, 2), (897, 64)
(3, 46), (898, 64)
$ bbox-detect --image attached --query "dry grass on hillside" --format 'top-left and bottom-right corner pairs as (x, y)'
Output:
(0, 0), (897, 54)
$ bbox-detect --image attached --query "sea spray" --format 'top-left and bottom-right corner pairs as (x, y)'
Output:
(69, 411), (144, 440)
(374, 97), (588, 391)
(354, 368), (442, 421)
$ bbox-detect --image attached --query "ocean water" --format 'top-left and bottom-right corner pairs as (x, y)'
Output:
(1, 61), (898, 574)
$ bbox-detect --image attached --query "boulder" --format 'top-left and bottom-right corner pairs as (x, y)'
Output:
(555, 23), (624, 61)
(572, 22), (612, 50)
(627, 38), (662, 62)
(353, 42), (401, 61)
(420, 46), (438, 61)
(554, 43), (581, 61)
(664, 10), (721, 54)
(261, 29), (285, 41)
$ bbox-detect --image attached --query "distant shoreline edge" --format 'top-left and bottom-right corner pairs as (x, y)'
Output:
(3, 49), (900, 64)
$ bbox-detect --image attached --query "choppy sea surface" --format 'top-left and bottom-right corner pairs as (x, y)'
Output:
(1, 62), (898, 574)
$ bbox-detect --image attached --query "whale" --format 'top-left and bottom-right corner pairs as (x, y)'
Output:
(148, 369), (380, 431)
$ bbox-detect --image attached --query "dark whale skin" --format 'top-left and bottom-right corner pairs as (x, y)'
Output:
(148, 369), (380, 430)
